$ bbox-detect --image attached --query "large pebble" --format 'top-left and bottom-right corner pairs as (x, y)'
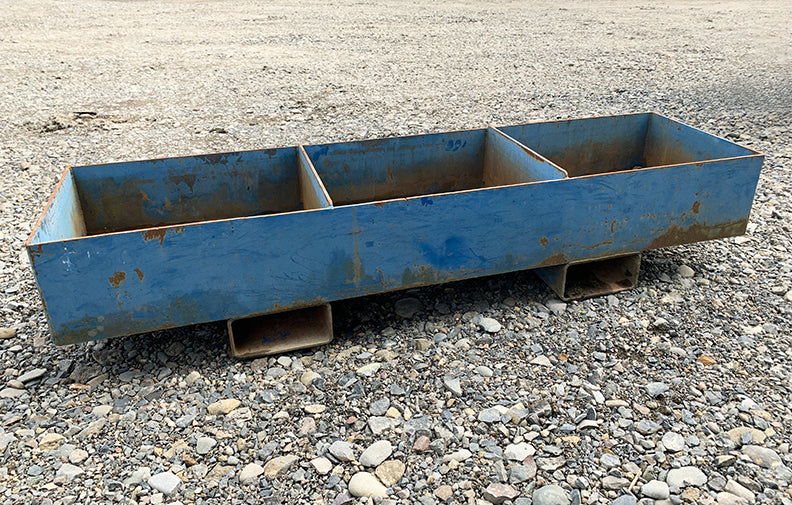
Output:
(375, 460), (405, 486)
(360, 440), (392, 467)
(532, 484), (570, 505)
(263, 455), (299, 478)
(148, 472), (181, 495)
(239, 463), (264, 483)
(641, 480), (670, 499)
(206, 398), (241, 415)
(666, 466), (707, 488)
(483, 482), (520, 504)
(348, 472), (388, 498)
(329, 441), (356, 462)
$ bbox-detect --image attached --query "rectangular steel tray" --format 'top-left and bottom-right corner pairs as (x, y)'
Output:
(26, 113), (763, 345)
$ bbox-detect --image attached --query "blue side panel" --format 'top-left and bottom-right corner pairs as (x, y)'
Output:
(29, 156), (761, 345)
(28, 170), (86, 244)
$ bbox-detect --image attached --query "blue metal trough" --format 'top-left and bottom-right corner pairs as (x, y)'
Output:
(26, 113), (763, 355)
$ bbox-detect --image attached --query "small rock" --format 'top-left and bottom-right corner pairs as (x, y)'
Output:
(716, 492), (751, 505)
(413, 436), (431, 452)
(310, 457), (333, 475)
(530, 355), (552, 367)
(483, 482), (520, 504)
(678, 265), (695, 278)
(38, 432), (65, 451)
(478, 317), (502, 333)
(742, 445), (782, 469)
(509, 464), (531, 484)
(724, 479), (756, 503)
(443, 449), (472, 463)
(356, 363), (381, 377)
(602, 476), (631, 490)
(697, 355), (716, 366)
(123, 467), (151, 487)
(368, 416), (399, 435)
(435, 485), (453, 501)
(375, 460), (405, 486)
(369, 398), (390, 416)
(666, 466), (707, 487)
(532, 484), (570, 505)
(716, 455), (738, 467)
(360, 440), (392, 467)
(646, 382), (669, 396)
(0, 328), (16, 339)
(300, 371), (320, 386)
(0, 388), (25, 399)
(546, 299), (567, 315)
(661, 432), (686, 452)
(239, 463), (264, 483)
(196, 437), (217, 455)
(475, 366), (493, 377)
(726, 427), (766, 446)
(599, 453), (620, 469)
(414, 338), (433, 351)
(18, 368), (47, 383)
(184, 371), (201, 385)
(263, 455), (299, 478)
(206, 399), (241, 415)
(304, 404), (326, 414)
(478, 408), (502, 423)
(394, 297), (422, 318)
(641, 480), (670, 499)
(148, 472), (181, 495)
(329, 441), (356, 462)
(348, 472), (388, 498)
(636, 419), (662, 435)
(612, 496), (638, 505)
(56, 463), (84, 481)
(504, 442), (535, 461)
(443, 376), (462, 396)
(69, 449), (89, 464)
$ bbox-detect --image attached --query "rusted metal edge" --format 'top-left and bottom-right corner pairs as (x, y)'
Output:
(227, 304), (333, 358)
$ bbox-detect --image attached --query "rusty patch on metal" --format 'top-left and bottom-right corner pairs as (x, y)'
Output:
(540, 236), (549, 247)
(134, 268), (144, 281)
(647, 220), (747, 250)
(142, 229), (167, 245)
(535, 253), (567, 268)
(108, 271), (126, 289)
(692, 201), (701, 214)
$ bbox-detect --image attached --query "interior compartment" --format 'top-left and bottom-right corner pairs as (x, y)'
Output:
(63, 146), (330, 236)
(303, 127), (566, 205)
(498, 113), (755, 177)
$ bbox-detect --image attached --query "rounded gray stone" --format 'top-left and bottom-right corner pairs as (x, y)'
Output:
(532, 484), (571, 505)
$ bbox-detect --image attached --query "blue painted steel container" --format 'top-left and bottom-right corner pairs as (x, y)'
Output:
(26, 113), (763, 345)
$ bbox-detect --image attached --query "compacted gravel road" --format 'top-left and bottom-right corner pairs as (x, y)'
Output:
(1, 1), (791, 504)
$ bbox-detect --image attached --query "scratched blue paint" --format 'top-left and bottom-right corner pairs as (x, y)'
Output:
(26, 113), (763, 345)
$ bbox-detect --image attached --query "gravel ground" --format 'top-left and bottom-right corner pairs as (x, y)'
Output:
(1, 1), (792, 504)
